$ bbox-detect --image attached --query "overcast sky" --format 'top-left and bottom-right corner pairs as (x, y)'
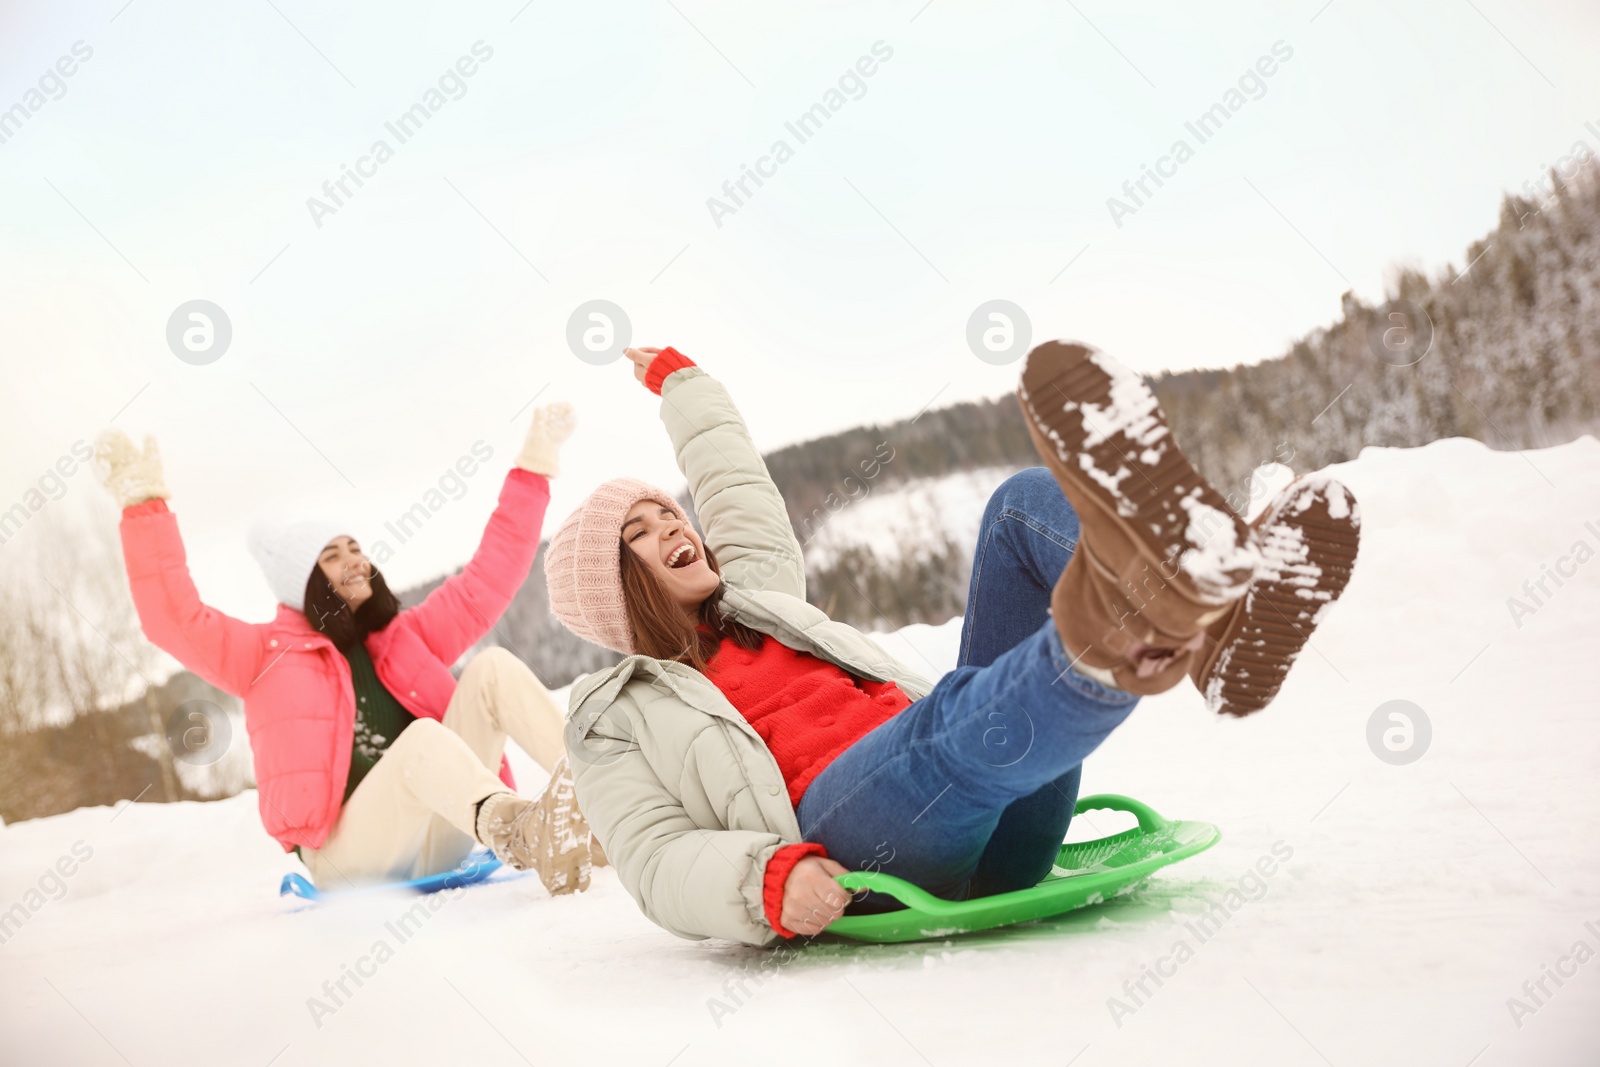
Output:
(3, 0), (1597, 618)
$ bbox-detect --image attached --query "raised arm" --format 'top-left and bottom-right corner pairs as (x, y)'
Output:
(95, 431), (266, 696)
(628, 347), (806, 600)
(397, 402), (573, 665)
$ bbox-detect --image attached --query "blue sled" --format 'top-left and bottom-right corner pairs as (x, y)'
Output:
(279, 850), (503, 902)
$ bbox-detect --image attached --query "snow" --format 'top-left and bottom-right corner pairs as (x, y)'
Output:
(799, 465), (1017, 569)
(1242, 461), (1298, 523)
(1176, 489), (1259, 600)
(3, 436), (1599, 1066)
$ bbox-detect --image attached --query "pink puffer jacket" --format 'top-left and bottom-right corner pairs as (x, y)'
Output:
(119, 468), (550, 852)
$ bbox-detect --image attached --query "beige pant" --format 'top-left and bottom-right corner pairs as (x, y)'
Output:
(300, 647), (566, 889)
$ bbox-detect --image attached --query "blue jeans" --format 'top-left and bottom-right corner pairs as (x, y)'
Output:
(796, 468), (1140, 907)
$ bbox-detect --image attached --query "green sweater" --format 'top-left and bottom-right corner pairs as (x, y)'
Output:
(340, 641), (415, 804)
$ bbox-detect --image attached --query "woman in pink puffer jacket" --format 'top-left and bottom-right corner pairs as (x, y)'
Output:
(93, 402), (600, 896)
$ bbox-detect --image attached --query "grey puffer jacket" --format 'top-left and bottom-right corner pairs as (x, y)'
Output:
(564, 365), (934, 947)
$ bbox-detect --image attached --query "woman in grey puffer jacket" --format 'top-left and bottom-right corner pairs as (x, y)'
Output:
(541, 343), (1359, 947)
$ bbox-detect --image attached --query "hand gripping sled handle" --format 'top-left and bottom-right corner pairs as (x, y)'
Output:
(1072, 793), (1171, 834)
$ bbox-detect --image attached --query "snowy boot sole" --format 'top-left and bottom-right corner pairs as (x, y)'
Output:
(1018, 341), (1260, 694)
(1193, 472), (1362, 716)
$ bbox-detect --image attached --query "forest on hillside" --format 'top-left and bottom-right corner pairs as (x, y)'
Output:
(771, 165), (1600, 516)
(4, 163), (1596, 821)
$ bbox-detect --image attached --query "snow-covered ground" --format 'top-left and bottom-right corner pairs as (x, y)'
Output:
(3, 436), (1598, 1066)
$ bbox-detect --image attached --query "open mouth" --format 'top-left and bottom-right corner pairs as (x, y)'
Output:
(666, 542), (698, 569)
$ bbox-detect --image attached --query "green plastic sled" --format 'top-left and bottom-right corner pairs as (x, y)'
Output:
(824, 794), (1220, 944)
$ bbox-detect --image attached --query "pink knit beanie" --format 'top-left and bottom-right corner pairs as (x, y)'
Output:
(544, 477), (691, 654)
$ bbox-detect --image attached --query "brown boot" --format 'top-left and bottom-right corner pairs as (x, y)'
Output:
(474, 757), (595, 895)
(1018, 341), (1260, 695)
(1191, 472), (1361, 716)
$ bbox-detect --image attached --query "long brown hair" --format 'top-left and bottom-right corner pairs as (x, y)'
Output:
(618, 541), (764, 673)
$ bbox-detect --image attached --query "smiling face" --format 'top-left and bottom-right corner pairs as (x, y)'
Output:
(620, 499), (720, 612)
(317, 535), (374, 609)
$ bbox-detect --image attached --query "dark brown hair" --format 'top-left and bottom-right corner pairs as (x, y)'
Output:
(618, 541), (764, 673)
(303, 564), (401, 652)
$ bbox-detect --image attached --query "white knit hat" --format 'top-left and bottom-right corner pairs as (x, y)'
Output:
(247, 519), (356, 611)
(543, 478), (689, 654)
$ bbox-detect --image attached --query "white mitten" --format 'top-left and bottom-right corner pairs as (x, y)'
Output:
(93, 429), (170, 508)
(515, 401), (577, 477)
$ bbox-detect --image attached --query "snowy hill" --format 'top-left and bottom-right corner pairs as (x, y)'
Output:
(2, 436), (1597, 1066)
(798, 465), (1019, 571)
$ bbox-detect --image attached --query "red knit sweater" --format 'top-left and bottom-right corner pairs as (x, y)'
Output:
(705, 633), (912, 806)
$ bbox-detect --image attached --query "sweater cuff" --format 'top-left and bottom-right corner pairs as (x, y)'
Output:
(122, 498), (170, 518)
(644, 346), (697, 395)
(762, 841), (829, 939)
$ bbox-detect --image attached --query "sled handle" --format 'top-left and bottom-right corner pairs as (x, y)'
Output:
(1073, 793), (1170, 834)
(829, 795), (1171, 913)
(832, 871), (969, 916)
